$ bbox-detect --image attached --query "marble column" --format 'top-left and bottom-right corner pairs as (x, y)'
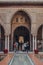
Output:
(30, 34), (31, 51)
(5, 35), (8, 49)
(42, 26), (43, 39)
(11, 32), (13, 51)
(42, 26), (43, 51)
(33, 35), (35, 51)
(8, 35), (9, 52)
(0, 27), (1, 51)
(35, 36), (37, 50)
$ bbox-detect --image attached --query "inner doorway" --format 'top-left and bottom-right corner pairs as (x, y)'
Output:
(13, 26), (30, 51)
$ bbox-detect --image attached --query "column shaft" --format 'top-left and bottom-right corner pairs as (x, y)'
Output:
(33, 35), (35, 51)
(35, 36), (37, 50)
(8, 35), (9, 52)
(5, 35), (8, 49)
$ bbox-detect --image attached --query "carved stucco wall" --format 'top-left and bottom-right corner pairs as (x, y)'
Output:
(0, 13), (6, 34)
(0, 7), (43, 36)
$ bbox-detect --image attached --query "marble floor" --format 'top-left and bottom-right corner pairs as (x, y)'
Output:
(9, 53), (34, 65)
(29, 53), (43, 65)
(0, 53), (43, 65)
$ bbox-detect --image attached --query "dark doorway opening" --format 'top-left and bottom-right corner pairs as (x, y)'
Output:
(13, 26), (30, 51)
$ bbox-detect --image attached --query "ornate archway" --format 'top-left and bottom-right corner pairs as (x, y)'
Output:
(37, 25), (43, 51)
(0, 24), (5, 51)
(10, 10), (31, 51)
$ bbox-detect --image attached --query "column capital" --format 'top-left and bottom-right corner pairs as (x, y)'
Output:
(5, 34), (10, 36)
(32, 32), (37, 37)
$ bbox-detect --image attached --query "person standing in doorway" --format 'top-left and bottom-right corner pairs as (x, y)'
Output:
(14, 43), (16, 52)
(26, 41), (29, 53)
